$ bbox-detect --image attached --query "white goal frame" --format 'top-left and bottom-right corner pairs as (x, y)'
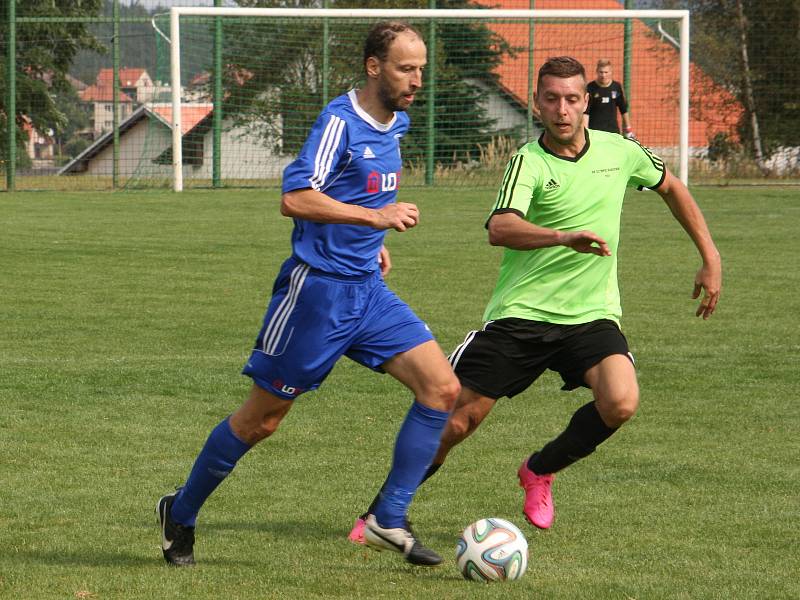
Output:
(166, 7), (690, 191)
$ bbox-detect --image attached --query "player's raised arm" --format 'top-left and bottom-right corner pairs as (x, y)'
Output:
(654, 169), (722, 319)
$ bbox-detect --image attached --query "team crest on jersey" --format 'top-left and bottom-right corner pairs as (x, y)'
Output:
(367, 171), (399, 193)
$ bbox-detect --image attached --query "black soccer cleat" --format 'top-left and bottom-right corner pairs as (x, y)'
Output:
(156, 489), (196, 567)
(363, 514), (443, 566)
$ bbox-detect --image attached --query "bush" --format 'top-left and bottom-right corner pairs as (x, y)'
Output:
(65, 137), (91, 158)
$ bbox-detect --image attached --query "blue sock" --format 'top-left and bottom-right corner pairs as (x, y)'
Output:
(373, 401), (449, 528)
(170, 417), (251, 527)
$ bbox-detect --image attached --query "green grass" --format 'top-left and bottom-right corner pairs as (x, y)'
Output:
(1, 187), (798, 599)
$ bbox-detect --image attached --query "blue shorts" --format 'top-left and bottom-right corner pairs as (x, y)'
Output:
(242, 257), (434, 399)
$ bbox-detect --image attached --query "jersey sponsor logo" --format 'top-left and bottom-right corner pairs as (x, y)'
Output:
(367, 171), (399, 193)
(601, 97), (610, 103)
(592, 167), (621, 175)
(363, 146), (376, 159)
(367, 171), (380, 193)
(544, 178), (560, 191)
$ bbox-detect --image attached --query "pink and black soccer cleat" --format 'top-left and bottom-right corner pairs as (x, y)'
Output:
(347, 515), (368, 545)
(517, 458), (555, 529)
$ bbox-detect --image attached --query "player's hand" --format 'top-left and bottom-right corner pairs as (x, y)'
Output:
(560, 230), (611, 256)
(377, 245), (392, 278)
(692, 261), (721, 319)
(374, 202), (419, 232)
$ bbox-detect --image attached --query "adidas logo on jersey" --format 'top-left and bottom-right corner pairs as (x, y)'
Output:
(363, 146), (376, 159)
(544, 178), (560, 191)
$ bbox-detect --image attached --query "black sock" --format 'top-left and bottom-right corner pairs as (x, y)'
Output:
(529, 401), (618, 475)
(363, 462), (442, 518)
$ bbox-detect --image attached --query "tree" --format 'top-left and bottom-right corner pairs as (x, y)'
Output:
(71, 0), (160, 87)
(0, 0), (105, 170)
(687, 0), (800, 160)
(211, 0), (518, 166)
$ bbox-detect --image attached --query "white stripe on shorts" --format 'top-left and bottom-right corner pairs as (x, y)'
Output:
(261, 263), (310, 355)
(449, 321), (494, 369)
(449, 329), (477, 370)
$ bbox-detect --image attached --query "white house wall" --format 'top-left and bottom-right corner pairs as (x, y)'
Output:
(186, 124), (292, 181)
(83, 120), (171, 178)
(93, 102), (133, 136)
(467, 78), (531, 141)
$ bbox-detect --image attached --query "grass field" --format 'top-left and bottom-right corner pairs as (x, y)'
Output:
(1, 186), (798, 599)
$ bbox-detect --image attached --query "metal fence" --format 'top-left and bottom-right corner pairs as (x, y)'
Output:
(2, 0), (798, 191)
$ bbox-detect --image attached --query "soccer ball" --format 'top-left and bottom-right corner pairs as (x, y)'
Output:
(456, 517), (528, 582)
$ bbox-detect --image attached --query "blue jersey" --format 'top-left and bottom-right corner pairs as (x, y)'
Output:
(282, 90), (409, 276)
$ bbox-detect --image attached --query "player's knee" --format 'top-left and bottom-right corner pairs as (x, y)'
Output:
(418, 375), (460, 412)
(249, 417), (282, 443)
(603, 390), (639, 426)
(231, 413), (283, 445)
(445, 411), (472, 442)
(438, 376), (461, 411)
(445, 401), (486, 444)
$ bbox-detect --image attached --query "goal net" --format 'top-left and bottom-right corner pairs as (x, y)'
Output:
(141, 8), (693, 191)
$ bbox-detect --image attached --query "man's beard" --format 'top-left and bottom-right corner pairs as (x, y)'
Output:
(377, 80), (408, 113)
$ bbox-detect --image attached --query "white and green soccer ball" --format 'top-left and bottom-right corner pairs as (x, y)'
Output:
(456, 517), (528, 582)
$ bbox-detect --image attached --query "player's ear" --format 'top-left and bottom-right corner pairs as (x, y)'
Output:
(365, 56), (381, 79)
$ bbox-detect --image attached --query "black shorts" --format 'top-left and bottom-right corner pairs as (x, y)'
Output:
(448, 318), (633, 399)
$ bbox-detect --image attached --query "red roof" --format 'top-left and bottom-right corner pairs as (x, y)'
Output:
(151, 104), (214, 135)
(79, 84), (134, 103)
(476, 0), (742, 146)
(97, 67), (149, 87)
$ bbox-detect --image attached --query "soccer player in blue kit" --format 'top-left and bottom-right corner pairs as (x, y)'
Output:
(157, 21), (459, 567)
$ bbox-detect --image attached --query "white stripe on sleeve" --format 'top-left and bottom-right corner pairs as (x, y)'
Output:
(310, 115), (345, 190)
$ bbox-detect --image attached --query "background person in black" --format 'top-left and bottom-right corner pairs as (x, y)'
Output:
(584, 59), (635, 138)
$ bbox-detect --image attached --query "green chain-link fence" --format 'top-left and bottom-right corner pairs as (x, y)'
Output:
(2, 0), (798, 191)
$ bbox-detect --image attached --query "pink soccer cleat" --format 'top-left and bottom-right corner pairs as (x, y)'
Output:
(348, 515), (368, 545)
(517, 458), (555, 529)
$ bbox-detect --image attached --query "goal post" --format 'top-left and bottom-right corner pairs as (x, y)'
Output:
(161, 7), (690, 192)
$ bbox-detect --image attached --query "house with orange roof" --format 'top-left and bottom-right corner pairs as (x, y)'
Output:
(21, 116), (55, 166)
(79, 83), (135, 137)
(58, 103), (291, 181)
(96, 68), (161, 103)
(473, 0), (743, 164)
(80, 68), (172, 137)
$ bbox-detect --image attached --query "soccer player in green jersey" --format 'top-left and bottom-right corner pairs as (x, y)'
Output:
(348, 56), (721, 540)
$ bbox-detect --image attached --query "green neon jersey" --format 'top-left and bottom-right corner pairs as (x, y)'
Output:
(483, 129), (666, 325)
